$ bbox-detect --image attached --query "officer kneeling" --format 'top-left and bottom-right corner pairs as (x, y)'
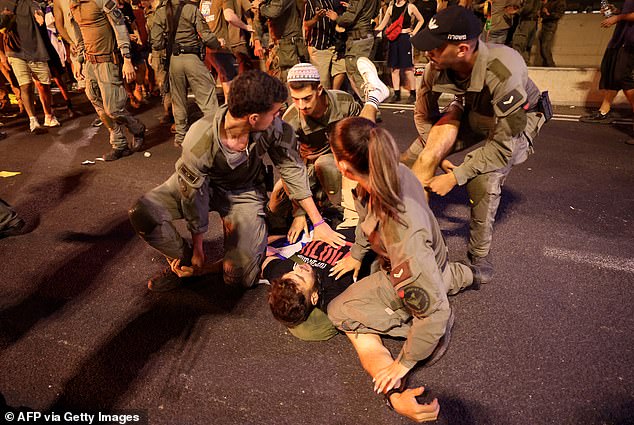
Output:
(129, 70), (345, 291)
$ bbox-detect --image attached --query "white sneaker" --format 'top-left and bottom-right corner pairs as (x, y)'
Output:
(29, 118), (47, 134)
(356, 57), (390, 105)
(44, 115), (61, 127)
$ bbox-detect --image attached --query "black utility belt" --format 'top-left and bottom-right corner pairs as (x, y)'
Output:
(172, 45), (202, 56)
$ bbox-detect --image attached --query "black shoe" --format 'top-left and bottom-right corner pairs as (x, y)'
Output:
(467, 253), (494, 289)
(423, 309), (455, 367)
(0, 217), (25, 239)
(148, 267), (185, 292)
(389, 93), (401, 103)
(579, 111), (615, 124)
(130, 126), (146, 152)
(407, 93), (416, 104)
(102, 147), (132, 161)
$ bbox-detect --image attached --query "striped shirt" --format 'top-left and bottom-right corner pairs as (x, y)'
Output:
(304, 0), (338, 50)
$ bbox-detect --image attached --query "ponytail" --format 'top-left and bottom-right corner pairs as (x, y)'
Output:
(331, 117), (405, 226)
(367, 127), (406, 225)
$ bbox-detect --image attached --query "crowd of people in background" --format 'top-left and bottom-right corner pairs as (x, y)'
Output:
(0, 0), (573, 142)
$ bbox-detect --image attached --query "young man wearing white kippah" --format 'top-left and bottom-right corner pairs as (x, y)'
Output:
(267, 60), (390, 242)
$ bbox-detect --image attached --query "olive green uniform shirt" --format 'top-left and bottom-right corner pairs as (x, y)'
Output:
(150, 0), (221, 51)
(282, 89), (362, 162)
(414, 41), (542, 186)
(175, 104), (311, 235)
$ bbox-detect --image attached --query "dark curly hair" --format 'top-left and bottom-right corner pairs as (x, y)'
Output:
(267, 276), (315, 328)
(228, 70), (288, 118)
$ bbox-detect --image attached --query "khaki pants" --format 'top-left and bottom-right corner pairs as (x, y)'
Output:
(401, 111), (544, 258)
(268, 153), (342, 223)
(84, 61), (145, 150)
(328, 261), (471, 337)
(344, 35), (374, 95)
(169, 54), (219, 145)
(130, 173), (268, 288)
(308, 46), (346, 90)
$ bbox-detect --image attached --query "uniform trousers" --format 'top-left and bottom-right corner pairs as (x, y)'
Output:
(169, 54), (219, 145)
(131, 173), (268, 287)
(328, 261), (471, 337)
(344, 35), (374, 95)
(402, 111), (544, 258)
(84, 61), (145, 150)
(268, 153), (342, 225)
(512, 20), (538, 64)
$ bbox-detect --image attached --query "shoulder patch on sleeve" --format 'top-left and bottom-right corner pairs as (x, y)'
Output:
(177, 162), (202, 187)
(496, 88), (523, 115)
(398, 286), (431, 318)
(489, 58), (512, 82)
(389, 259), (413, 287)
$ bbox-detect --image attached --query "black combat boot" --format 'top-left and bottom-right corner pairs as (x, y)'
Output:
(467, 252), (494, 290)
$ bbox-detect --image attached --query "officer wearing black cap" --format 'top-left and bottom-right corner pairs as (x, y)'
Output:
(401, 5), (547, 278)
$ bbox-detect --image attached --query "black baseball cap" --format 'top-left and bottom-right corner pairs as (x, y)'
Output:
(411, 6), (482, 52)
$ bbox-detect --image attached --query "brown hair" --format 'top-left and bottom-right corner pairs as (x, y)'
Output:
(267, 277), (314, 328)
(330, 117), (405, 225)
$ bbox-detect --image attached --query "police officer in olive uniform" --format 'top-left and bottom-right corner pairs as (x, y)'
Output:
(325, 0), (379, 98)
(326, 117), (482, 422)
(268, 63), (363, 238)
(402, 6), (547, 276)
(538, 0), (566, 67)
(71, 0), (147, 160)
(151, 0), (222, 147)
(129, 70), (345, 292)
(511, 0), (541, 64)
(252, 0), (308, 83)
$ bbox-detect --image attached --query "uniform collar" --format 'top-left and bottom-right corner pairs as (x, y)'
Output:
(432, 40), (490, 94)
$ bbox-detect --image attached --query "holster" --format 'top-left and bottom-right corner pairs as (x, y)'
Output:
(537, 91), (553, 122)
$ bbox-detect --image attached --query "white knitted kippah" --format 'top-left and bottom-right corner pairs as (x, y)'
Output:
(287, 63), (321, 83)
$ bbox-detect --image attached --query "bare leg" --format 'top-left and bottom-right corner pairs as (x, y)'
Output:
(391, 68), (400, 91)
(600, 90), (619, 115)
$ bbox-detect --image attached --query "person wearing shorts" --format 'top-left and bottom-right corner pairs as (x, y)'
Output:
(374, 0), (424, 103)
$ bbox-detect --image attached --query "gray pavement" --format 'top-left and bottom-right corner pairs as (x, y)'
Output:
(0, 95), (633, 425)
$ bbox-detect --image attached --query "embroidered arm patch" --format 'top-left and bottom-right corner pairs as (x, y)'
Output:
(495, 89), (524, 116)
(389, 260), (413, 287)
(398, 286), (431, 318)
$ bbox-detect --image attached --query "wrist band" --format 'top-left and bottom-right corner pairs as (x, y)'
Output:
(313, 219), (325, 227)
(384, 387), (404, 410)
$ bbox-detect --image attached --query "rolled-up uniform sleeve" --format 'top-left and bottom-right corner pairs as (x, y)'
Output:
(414, 67), (441, 144)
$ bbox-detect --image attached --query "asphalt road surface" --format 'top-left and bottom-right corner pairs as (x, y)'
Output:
(0, 94), (632, 425)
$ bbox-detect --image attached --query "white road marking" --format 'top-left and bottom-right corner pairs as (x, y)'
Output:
(543, 247), (634, 273)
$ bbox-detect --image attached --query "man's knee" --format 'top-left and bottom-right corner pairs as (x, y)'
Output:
(466, 173), (503, 206)
(223, 255), (261, 288)
(129, 197), (162, 236)
(314, 157), (341, 195)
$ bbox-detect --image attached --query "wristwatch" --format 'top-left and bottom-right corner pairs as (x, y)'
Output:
(122, 51), (131, 59)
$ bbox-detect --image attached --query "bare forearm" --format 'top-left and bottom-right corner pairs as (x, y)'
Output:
(297, 197), (323, 224)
